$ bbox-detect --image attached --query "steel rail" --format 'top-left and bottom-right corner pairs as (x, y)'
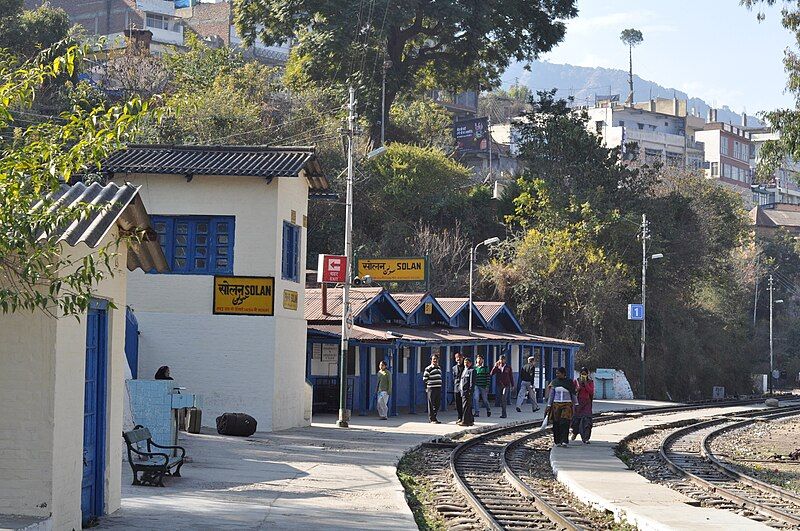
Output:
(659, 405), (800, 527)
(448, 397), (781, 530)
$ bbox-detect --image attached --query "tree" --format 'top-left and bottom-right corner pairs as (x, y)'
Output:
(0, 0), (72, 58)
(0, 45), (150, 316)
(388, 97), (454, 151)
(741, 2), (800, 179)
(233, 0), (577, 144)
(478, 84), (532, 124)
(619, 28), (643, 105)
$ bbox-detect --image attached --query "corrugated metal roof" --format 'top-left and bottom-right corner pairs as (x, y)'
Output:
(436, 297), (469, 318)
(102, 144), (329, 190)
(474, 301), (505, 322)
(306, 287), (384, 321)
(392, 292), (426, 313)
(308, 322), (583, 346)
(44, 181), (168, 273)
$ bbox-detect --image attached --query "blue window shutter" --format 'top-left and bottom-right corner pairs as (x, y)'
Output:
(292, 225), (300, 281)
(147, 215), (234, 275)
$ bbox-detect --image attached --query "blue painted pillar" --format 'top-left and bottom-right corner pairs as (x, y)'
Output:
(390, 346), (399, 417)
(410, 345), (418, 414)
(359, 345), (369, 416)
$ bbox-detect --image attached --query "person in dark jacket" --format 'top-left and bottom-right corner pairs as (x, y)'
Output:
(451, 351), (465, 424)
(458, 358), (476, 426)
(490, 355), (515, 418)
(422, 354), (443, 423)
(516, 356), (540, 413)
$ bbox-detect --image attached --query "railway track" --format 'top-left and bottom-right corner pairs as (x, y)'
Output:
(659, 405), (800, 528)
(446, 398), (783, 530)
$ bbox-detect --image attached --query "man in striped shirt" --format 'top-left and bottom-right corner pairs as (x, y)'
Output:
(422, 354), (443, 423)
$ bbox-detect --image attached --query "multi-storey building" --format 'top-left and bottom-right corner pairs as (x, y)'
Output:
(586, 98), (704, 169)
(748, 129), (800, 205)
(26, 0), (185, 52)
(695, 117), (754, 204)
(24, 0), (291, 63)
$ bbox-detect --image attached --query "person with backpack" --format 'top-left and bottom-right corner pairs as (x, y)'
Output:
(545, 367), (578, 447)
(516, 356), (540, 413)
(472, 354), (491, 417)
(490, 355), (515, 418)
(422, 354), (443, 423)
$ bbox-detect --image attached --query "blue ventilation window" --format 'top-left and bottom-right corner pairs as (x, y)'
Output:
(151, 215), (234, 275)
(282, 221), (301, 282)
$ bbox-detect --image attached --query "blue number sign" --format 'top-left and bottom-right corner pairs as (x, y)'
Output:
(628, 304), (644, 321)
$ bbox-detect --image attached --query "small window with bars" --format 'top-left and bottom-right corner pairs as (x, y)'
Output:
(151, 215), (234, 275)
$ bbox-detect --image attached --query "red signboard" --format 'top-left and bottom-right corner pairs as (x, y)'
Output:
(317, 254), (347, 283)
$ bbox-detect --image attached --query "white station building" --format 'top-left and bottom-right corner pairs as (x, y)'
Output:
(0, 181), (167, 529)
(104, 145), (328, 432)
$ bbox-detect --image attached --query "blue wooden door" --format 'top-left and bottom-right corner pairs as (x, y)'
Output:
(124, 306), (138, 379)
(82, 302), (108, 526)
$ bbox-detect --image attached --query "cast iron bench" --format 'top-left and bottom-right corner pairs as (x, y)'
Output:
(122, 425), (185, 487)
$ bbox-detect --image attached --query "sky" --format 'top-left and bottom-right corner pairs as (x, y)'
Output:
(527, 0), (796, 114)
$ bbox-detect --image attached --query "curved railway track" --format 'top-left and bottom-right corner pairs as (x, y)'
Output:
(446, 398), (785, 530)
(659, 405), (800, 528)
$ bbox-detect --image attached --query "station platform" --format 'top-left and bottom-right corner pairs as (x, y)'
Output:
(550, 402), (776, 531)
(96, 399), (665, 530)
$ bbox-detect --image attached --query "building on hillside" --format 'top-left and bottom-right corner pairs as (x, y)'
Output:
(103, 144), (328, 432)
(750, 202), (800, 237)
(25, 0), (186, 52)
(305, 287), (582, 417)
(695, 119), (754, 205)
(748, 129), (800, 206)
(0, 182), (167, 529)
(587, 99), (705, 169)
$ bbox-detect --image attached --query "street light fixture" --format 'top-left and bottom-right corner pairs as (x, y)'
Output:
(469, 237), (500, 333)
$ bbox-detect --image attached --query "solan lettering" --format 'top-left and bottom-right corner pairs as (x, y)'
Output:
(218, 281), (272, 306)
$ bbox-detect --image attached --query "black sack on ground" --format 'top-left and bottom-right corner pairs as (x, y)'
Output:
(216, 412), (257, 436)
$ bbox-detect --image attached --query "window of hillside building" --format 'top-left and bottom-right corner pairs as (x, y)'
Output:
(721, 137), (729, 156)
(145, 13), (169, 30)
(281, 221), (301, 282)
(711, 162), (719, 176)
(151, 215), (234, 274)
(595, 121), (604, 133)
(618, 120), (625, 127)
(637, 123), (644, 130)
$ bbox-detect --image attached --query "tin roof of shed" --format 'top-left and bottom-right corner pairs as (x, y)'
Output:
(102, 144), (328, 190)
(45, 181), (168, 272)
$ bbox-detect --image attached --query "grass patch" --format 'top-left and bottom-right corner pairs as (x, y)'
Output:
(397, 450), (447, 531)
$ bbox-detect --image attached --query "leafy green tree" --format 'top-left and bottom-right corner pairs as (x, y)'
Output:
(619, 28), (643, 105)
(0, 46), (150, 316)
(0, 0), (71, 58)
(478, 84), (532, 124)
(233, 0), (577, 143)
(388, 98), (454, 151)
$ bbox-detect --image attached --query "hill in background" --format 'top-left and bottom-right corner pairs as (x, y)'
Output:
(501, 60), (762, 127)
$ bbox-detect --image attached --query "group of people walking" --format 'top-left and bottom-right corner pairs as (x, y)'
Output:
(384, 352), (594, 446)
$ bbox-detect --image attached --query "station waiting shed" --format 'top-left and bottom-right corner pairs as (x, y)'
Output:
(305, 287), (583, 417)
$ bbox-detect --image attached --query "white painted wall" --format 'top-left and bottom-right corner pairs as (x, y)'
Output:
(121, 172), (311, 431)
(0, 232), (128, 529)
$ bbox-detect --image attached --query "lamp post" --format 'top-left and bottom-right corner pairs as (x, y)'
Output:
(768, 273), (784, 395)
(640, 213), (663, 400)
(469, 237), (500, 332)
(337, 94), (387, 428)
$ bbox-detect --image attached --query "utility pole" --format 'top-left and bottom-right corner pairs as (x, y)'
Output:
(640, 214), (649, 399)
(338, 87), (357, 428)
(487, 116), (493, 181)
(380, 60), (392, 146)
(769, 274), (774, 395)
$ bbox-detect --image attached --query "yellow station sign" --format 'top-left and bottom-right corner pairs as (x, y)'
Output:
(213, 276), (274, 316)
(283, 289), (299, 311)
(357, 257), (426, 282)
